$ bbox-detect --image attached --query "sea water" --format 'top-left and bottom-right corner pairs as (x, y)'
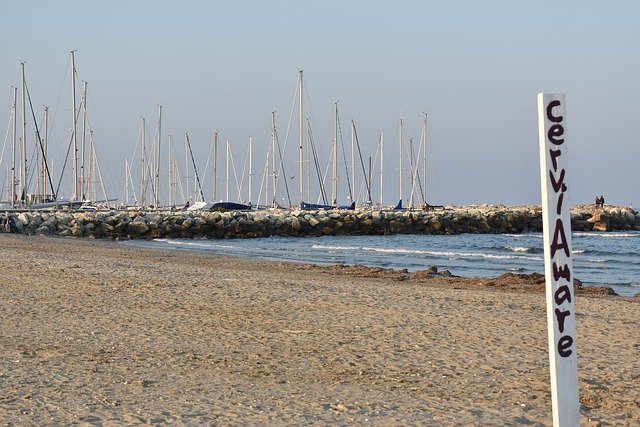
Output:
(125, 231), (640, 297)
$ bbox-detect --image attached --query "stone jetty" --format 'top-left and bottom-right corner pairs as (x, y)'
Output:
(2, 205), (638, 240)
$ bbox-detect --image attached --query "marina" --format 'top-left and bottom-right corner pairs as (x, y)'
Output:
(1, 2), (639, 425)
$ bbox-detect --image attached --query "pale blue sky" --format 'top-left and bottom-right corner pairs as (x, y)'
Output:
(1, 1), (638, 206)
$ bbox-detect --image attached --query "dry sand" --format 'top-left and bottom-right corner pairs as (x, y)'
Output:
(0, 234), (638, 425)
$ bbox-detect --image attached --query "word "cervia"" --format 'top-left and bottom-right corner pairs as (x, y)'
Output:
(546, 99), (574, 358)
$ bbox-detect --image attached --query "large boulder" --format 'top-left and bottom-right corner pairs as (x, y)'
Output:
(128, 219), (150, 236)
(592, 221), (608, 232)
(587, 209), (609, 224)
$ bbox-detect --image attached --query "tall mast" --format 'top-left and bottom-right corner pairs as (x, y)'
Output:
(168, 132), (175, 206)
(94, 130), (110, 208)
(248, 136), (253, 204)
(368, 156), (372, 206)
(140, 116), (146, 207)
(225, 140), (230, 202)
(185, 132), (204, 202)
(423, 112), (428, 205)
(351, 119), (356, 203)
(88, 130), (96, 201)
(213, 131), (218, 201)
(173, 153), (179, 206)
(125, 158), (129, 206)
(298, 69), (304, 203)
(81, 81), (88, 200)
(70, 50), (78, 201)
(306, 125), (311, 202)
(184, 132), (189, 201)
(409, 137), (415, 208)
(379, 132), (384, 207)
(271, 112), (277, 206)
(155, 105), (162, 208)
(43, 105), (49, 201)
(332, 102), (338, 205)
(171, 150), (177, 206)
(398, 117), (403, 203)
(11, 86), (17, 206)
(20, 63), (27, 203)
(351, 119), (372, 206)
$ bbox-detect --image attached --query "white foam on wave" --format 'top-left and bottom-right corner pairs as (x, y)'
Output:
(506, 246), (532, 253)
(505, 245), (582, 255)
(153, 238), (237, 250)
(574, 232), (639, 238)
(361, 246), (542, 261)
(312, 244), (359, 251)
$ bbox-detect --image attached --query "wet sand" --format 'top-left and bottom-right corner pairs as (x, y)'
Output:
(0, 234), (638, 425)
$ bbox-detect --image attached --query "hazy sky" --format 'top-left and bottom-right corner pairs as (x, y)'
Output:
(1, 1), (638, 206)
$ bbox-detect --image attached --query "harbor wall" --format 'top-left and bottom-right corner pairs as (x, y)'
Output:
(3, 205), (638, 239)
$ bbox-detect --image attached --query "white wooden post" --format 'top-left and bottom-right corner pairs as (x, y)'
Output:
(538, 93), (580, 426)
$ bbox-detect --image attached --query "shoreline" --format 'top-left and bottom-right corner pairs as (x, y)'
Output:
(122, 236), (637, 299)
(1, 234), (638, 425)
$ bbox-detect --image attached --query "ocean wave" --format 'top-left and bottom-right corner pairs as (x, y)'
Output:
(506, 246), (532, 253)
(585, 258), (607, 264)
(153, 238), (237, 250)
(503, 245), (584, 255)
(134, 234), (639, 296)
(361, 246), (542, 261)
(574, 232), (640, 238)
(504, 245), (543, 254)
(312, 244), (359, 251)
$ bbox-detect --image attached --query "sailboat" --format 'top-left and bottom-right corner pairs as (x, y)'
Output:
(206, 135), (251, 211)
(294, 72), (354, 211)
(1, 53), (116, 211)
(256, 111), (292, 209)
(393, 113), (443, 211)
(183, 131), (213, 211)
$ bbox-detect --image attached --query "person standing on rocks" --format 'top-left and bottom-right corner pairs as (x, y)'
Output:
(3, 215), (13, 233)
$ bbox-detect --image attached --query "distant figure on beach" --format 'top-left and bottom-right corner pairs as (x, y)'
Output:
(600, 195), (605, 208)
(595, 195), (605, 209)
(3, 216), (12, 233)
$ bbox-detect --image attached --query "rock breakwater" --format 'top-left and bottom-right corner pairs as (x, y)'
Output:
(3, 205), (638, 239)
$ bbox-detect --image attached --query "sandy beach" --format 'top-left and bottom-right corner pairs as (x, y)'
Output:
(0, 234), (638, 425)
